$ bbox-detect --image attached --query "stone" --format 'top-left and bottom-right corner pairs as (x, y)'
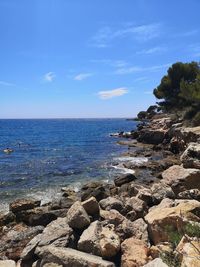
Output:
(99, 197), (124, 212)
(180, 240), (200, 267)
(136, 188), (153, 206)
(81, 183), (109, 202)
(178, 188), (200, 200)
(0, 260), (16, 267)
(82, 197), (99, 215)
(66, 201), (90, 229)
(0, 212), (15, 227)
(38, 217), (74, 247)
(114, 173), (136, 187)
(151, 182), (175, 204)
(137, 129), (166, 145)
(143, 258), (169, 267)
(78, 221), (102, 256)
(36, 246), (115, 267)
(162, 165), (200, 194)
(0, 224), (44, 260)
(99, 224), (120, 258)
(124, 197), (147, 219)
(121, 238), (149, 267)
(100, 209), (125, 226)
(181, 142), (200, 169)
(145, 199), (200, 244)
(21, 233), (42, 260)
(9, 198), (41, 213)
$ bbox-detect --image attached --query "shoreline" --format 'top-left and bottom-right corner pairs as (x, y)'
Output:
(1, 114), (200, 266)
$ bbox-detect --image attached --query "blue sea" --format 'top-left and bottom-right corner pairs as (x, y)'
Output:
(0, 119), (137, 210)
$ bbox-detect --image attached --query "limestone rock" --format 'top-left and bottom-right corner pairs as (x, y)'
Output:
(114, 173), (136, 187)
(82, 196), (99, 215)
(100, 209), (125, 226)
(0, 260), (16, 267)
(178, 188), (200, 201)
(151, 182), (175, 204)
(36, 246), (115, 267)
(99, 224), (120, 258)
(67, 201), (90, 229)
(143, 258), (169, 267)
(21, 233), (42, 260)
(145, 199), (200, 244)
(121, 238), (149, 267)
(162, 165), (200, 194)
(124, 197), (147, 219)
(9, 198), (41, 213)
(78, 221), (102, 256)
(180, 240), (200, 267)
(99, 197), (124, 212)
(181, 142), (200, 169)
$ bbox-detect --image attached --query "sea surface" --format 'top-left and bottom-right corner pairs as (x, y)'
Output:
(0, 119), (137, 211)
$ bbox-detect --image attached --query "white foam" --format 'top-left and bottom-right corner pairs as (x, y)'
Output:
(114, 156), (148, 165)
(112, 165), (135, 174)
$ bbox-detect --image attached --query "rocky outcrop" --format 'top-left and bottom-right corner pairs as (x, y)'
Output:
(36, 246), (115, 267)
(121, 238), (150, 267)
(181, 142), (200, 169)
(162, 165), (200, 194)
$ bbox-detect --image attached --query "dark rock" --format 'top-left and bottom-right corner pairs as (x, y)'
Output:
(82, 197), (99, 216)
(0, 212), (16, 227)
(9, 199), (41, 213)
(99, 197), (124, 213)
(114, 173), (136, 187)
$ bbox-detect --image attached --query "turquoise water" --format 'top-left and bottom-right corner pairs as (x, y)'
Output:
(0, 119), (136, 209)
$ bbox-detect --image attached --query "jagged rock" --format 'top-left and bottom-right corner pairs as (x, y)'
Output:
(36, 246), (115, 267)
(38, 217), (74, 247)
(145, 199), (200, 244)
(137, 129), (167, 145)
(0, 212), (15, 227)
(151, 182), (175, 204)
(181, 142), (200, 169)
(114, 173), (136, 187)
(21, 233), (42, 260)
(66, 201), (90, 229)
(81, 182), (110, 202)
(143, 258), (169, 267)
(9, 198), (41, 213)
(99, 197), (124, 212)
(82, 197), (99, 216)
(136, 188), (153, 206)
(178, 188), (200, 200)
(179, 240), (200, 267)
(78, 221), (102, 256)
(0, 224), (44, 260)
(0, 260), (16, 267)
(99, 224), (120, 258)
(50, 196), (76, 210)
(162, 165), (200, 194)
(124, 197), (147, 219)
(121, 238), (149, 267)
(100, 209), (125, 226)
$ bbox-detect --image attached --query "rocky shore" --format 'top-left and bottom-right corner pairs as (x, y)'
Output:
(1, 114), (200, 267)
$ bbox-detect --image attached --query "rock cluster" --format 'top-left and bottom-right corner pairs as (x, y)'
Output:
(0, 114), (200, 267)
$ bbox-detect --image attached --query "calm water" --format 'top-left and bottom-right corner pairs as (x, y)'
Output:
(0, 119), (136, 210)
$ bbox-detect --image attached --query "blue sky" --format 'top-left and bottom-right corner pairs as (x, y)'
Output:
(0, 0), (200, 118)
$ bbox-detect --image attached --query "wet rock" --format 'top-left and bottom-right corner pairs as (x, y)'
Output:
(143, 258), (169, 267)
(162, 165), (200, 194)
(36, 246), (115, 267)
(10, 199), (41, 213)
(0, 260), (16, 267)
(82, 197), (99, 216)
(99, 224), (120, 258)
(121, 238), (149, 267)
(0, 224), (44, 260)
(99, 197), (124, 213)
(114, 173), (136, 187)
(181, 142), (200, 169)
(66, 201), (90, 229)
(151, 182), (175, 204)
(145, 199), (200, 244)
(78, 221), (102, 256)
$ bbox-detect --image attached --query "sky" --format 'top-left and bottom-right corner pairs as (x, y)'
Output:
(0, 0), (200, 118)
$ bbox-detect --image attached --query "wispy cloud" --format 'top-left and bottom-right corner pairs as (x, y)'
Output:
(74, 73), (93, 81)
(115, 63), (171, 75)
(136, 46), (166, 55)
(44, 72), (55, 82)
(0, 80), (15, 86)
(98, 87), (128, 100)
(90, 23), (161, 48)
(176, 29), (199, 37)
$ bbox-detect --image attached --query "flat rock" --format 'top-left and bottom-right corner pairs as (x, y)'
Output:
(36, 246), (115, 267)
(67, 201), (90, 229)
(9, 198), (41, 213)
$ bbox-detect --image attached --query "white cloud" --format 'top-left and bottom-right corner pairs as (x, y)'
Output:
(74, 73), (93, 81)
(90, 23), (161, 48)
(0, 80), (15, 86)
(136, 46), (166, 55)
(98, 87), (128, 100)
(44, 72), (55, 82)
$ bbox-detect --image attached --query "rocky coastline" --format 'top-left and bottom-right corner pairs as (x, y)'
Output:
(1, 114), (200, 267)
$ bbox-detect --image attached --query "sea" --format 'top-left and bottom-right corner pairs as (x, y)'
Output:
(0, 119), (137, 211)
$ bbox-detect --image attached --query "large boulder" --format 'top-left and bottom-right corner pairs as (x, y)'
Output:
(181, 142), (200, 169)
(99, 197), (124, 213)
(9, 198), (41, 213)
(124, 197), (147, 220)
(137, 129), (167, 145)
(81, 182), (110, 202)
(145, 199), (200, 244)
(178, 240), (200, 267)
(121, 238), (149, 267)
(114, 173), (136, 187)
(0, 260), (16, 267)
(66, 201), (90, 229)
(143, 258), (169, 267)
(82, 197), (99, 216)
(0, 212), (15, 227)
(151, 182), (175, 204)
(100, 209), (125, 226)
(162, 165), (200, 194)
(36, 246), (115, 267)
